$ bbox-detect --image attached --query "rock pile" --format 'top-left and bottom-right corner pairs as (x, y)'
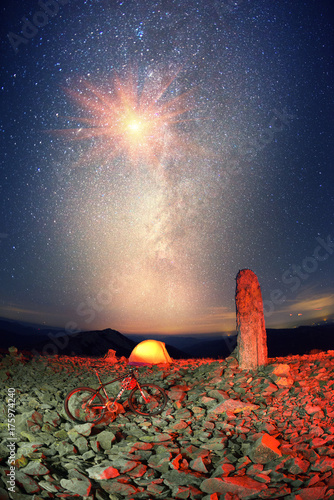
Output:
(1, 349), (334, 499)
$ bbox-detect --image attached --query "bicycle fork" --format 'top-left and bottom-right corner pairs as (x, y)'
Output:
(137, 386), (151, 404)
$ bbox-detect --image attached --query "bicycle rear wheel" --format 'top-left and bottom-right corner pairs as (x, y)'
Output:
(128, 384), (167, 416)
(64, 387), (106, 424)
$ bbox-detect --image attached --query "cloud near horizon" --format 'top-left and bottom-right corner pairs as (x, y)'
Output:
(0, 290), (333, 334)
(263, 291), (334, 327)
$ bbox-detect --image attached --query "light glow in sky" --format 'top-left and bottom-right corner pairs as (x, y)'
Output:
(0, 0), (333, 335)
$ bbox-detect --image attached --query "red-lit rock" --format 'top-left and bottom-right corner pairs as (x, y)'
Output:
(235, 269), (268, 370)
(246, 463), (263, 476)
(171, 485), (191, 498)
(127, 463), (147, 478)
(190, 456), (209, 473)
(171, 453), (183, 470)
(286, 457), (310, 474)
(270, 363), (294, 387)
(200, 476), (267, 497)
(86, 465), (120, 480)
(252, 472), (271, 483)
(147, 482), (166, 496)
(305, 404), (322, 415)
(249, 433), (282, 464)
(295, 486), (328, 500)
(262, 382), (279, 395)
(28, 410), (43, 426)
(168, 388), (187, 402)
(213, 463), (236, 477)
(209, 398), (259, 414)
(130, 441), (154, 451)
(104, 349), (117, 362)
(109, 481), (138, 496)
(171, 420), (189, 431)
(311, 456), (334, 472)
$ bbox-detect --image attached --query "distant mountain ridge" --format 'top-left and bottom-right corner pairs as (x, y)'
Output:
(127, 324), (334, 359)
(0, 318), (185, 359)
(0, 319), (135, 357)
(0, 318), (333, 359)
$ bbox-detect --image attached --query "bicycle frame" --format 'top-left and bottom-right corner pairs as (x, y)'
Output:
(84, 368), (150, 413)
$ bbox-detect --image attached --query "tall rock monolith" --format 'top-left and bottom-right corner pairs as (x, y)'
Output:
(235, 269), (268, 370)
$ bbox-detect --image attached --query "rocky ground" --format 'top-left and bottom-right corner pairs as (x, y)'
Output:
(0, 348), (334, 500)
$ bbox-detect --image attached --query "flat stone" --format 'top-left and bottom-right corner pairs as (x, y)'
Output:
(73, 422), (95, 436)
(163, 469), (203, 487)
(21, 461), (49, 475)
(147, 482), (166, 495)
(109, 458), (140, 473)
(200, 438), (226, 451)
(295, 486), (328, 500)
(201, 476), (267, 497)
(86, 465), (120, 480)
(170, 420), (189, 431)
(311, 456), (334, 472)
(127, 463), (147, 478)
(287, 457), (310, 474)
(148, 453), (172, 473)
(95, 430), (116, 450)
(53, 440), (77, 456)
(15, 470), (40, 494)
(105, 480), (138, 496)
(189, 456), (209, 473)
(38, 480), (61, 493)
(54, 429), (68, 440)
(213, 463), (235, 477)
(305, 404), (322, 415)
(209, 399), (259, 414)
(140, 433), (172, 442)
(60, 477), (92, 496)
(42, 411), (61, 429)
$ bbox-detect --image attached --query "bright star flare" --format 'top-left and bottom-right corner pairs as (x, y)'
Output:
(54, 67), (203, 169)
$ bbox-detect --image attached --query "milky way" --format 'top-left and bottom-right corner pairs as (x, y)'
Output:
(0, 0), (333, 334)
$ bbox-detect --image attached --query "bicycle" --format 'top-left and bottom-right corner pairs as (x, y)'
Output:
(64, 365), (168, 424)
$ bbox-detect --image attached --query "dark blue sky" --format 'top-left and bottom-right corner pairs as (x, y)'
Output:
(1, 0), (333, 335)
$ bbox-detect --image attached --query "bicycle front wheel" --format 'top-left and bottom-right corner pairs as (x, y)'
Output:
(64, 387), (106, 424)
(128, 384), (167, 416)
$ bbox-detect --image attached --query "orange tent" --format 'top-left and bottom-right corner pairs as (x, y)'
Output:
(128, 339), (172, 365)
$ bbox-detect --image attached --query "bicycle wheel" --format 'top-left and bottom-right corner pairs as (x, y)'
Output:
(128, 384), (167, 416)
(64, 387), (106, 424)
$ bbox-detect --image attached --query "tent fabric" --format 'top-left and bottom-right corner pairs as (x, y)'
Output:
(128, 339), (172, 365)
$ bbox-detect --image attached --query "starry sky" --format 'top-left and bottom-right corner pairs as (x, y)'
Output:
(0, 0), (333, 336)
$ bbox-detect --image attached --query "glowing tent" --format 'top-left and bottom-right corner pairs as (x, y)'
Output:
(128, 339), (172, 365)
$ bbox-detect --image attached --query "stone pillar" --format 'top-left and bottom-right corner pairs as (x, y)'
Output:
(235, 269), (268, 370)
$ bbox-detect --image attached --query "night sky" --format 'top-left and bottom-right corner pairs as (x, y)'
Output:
(1, 0), (333, 336)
